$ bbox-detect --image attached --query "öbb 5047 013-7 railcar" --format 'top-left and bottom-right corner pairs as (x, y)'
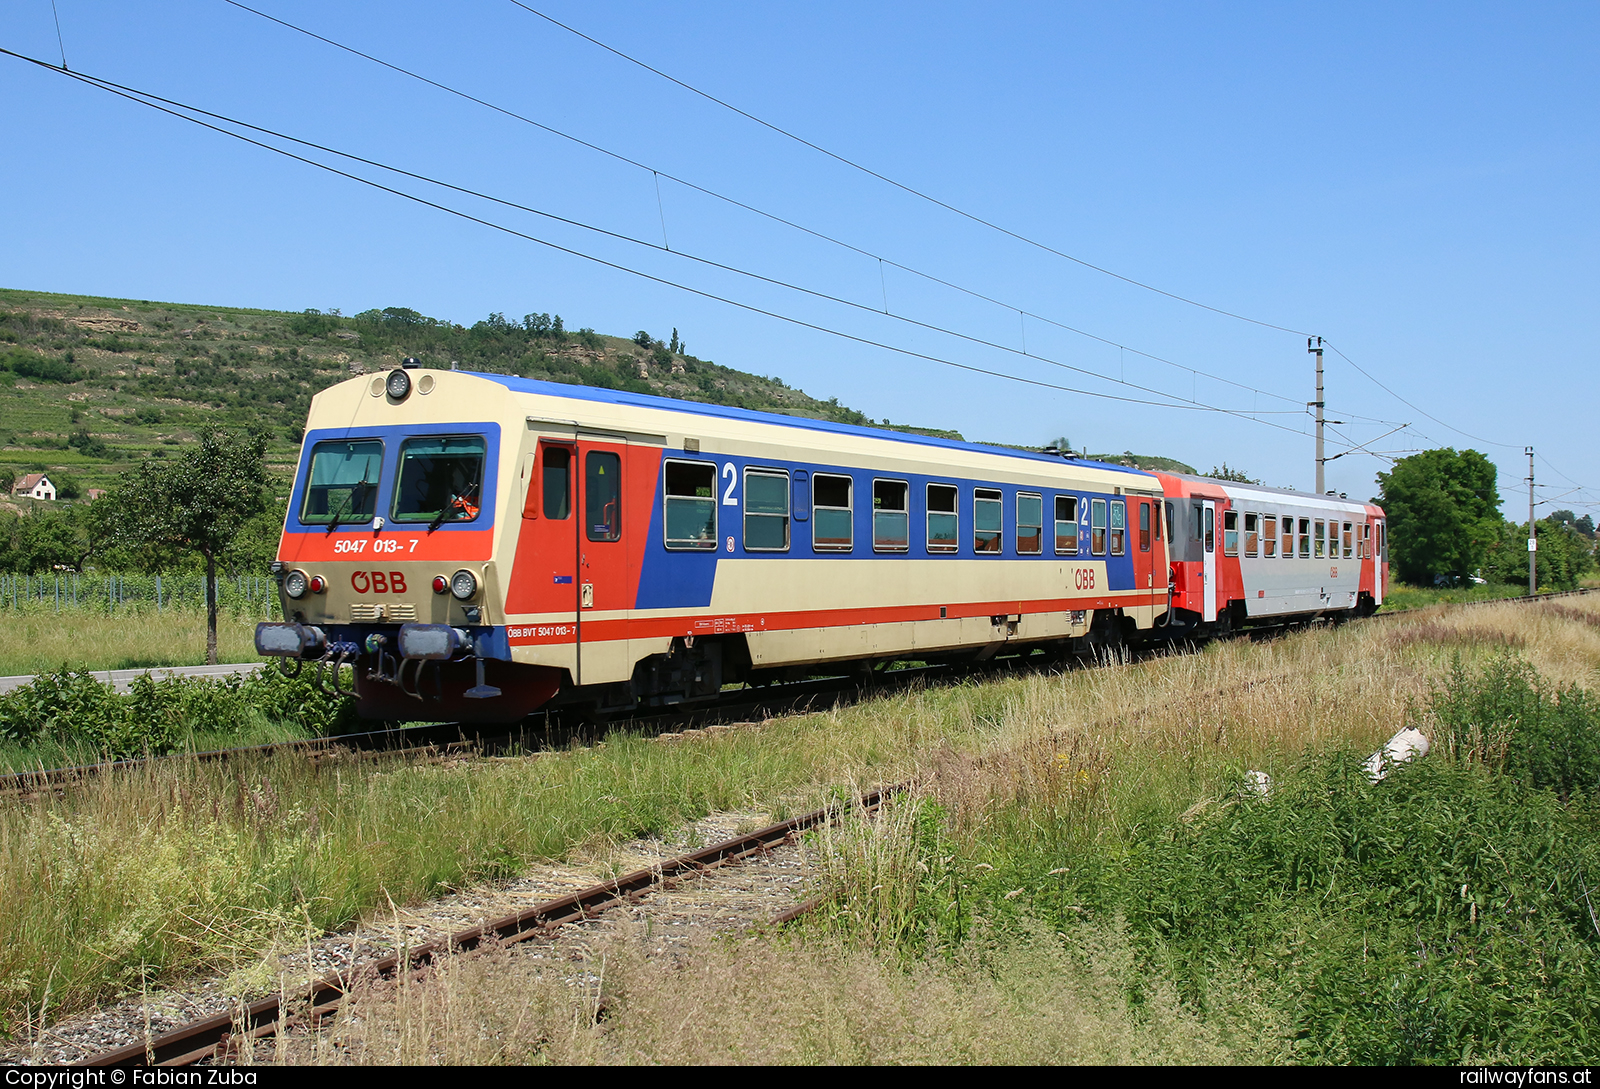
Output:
(255, 366), (1185, 722)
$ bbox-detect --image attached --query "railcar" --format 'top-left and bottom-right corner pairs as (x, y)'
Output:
(255, 365), (1176, 722)
(1152, 471), (1388, 635)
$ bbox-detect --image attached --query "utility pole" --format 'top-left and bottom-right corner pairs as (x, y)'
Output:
(1308, 337), (1325, 494)
(1527, 447), (1537, 596)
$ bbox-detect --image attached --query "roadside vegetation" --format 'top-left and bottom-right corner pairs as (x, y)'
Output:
(3, 596), (1598, 1063)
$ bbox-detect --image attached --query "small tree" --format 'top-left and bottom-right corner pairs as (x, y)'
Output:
(1207, 463), (1261, 484)
(106, 430), (270, 664)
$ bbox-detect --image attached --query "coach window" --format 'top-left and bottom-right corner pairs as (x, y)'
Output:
(1244, 512), (1259, 557)
(393, 435), (485, 526)
(974, 488), (1003, 553)
(1222, 510), (1239, 557)
(1110, 500), (1126, 556)
(302, 439), (383, 525)
(1314, 520), (1326, 559)
(1055, 496), (1079, 554)
(1139, 501), (1152, 552)
(927, 484), (959, 553)
(1016, 493), (1043, 555)
(744, 468), (790, 551)
(1091, 498), (1108, 556)
(1361, 523), (1370, 559)
(1164, 500), (1177, 545)
(585, 451), (622, 542)
(1343, 522), (1353, 559)
(1263, 515), (1277, 558)
(1298, 518), (1311, 558)
(662, 461), (716, 549)
(873, 479), (910, 552)
(813, 473), (853, 551)
(1190, 502), (1203, 542)
(1284, 517), (1295, 559)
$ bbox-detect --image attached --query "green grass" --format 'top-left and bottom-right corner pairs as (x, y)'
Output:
(1379, 580), (1534, 612)
(0, 607), (264, 676)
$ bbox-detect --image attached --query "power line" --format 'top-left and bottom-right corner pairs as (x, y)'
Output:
(220, 0), (1317, 417)
(5, 45), (1382, 453)
(504, 1), (1317, 338)
(1323, 341), (1522, 451)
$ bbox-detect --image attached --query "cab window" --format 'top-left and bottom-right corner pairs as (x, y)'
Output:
(392, 435), (484, 525)
(301, 439), (382, 525)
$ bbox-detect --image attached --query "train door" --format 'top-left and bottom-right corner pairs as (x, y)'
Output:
(507, 437), (580, 680)
(1374, 518), (1385, 605)
(1202, 499), (1217, 622)
(576, 438), (630, 682)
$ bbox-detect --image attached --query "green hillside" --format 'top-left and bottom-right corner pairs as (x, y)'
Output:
(0, 287), (962, 496)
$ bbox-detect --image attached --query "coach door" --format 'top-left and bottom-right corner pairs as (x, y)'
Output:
(1202, 499), (1217, 622)
(575, 438), (631, 684)
(507, 437), (580, 680)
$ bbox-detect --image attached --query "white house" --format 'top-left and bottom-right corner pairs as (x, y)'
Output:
(11, 473), (56, 501)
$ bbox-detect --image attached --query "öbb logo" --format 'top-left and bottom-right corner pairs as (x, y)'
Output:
(351, 571), (408, 594)
(1073, 568), (1097, 591)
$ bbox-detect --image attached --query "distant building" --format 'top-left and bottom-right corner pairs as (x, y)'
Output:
(11, 473), (55, 501)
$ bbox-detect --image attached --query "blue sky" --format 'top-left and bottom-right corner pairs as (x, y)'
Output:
(4, 2), (1596, 515)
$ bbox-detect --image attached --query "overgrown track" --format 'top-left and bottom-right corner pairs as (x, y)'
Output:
(12, 587), (1595, 800)
(79, 782), (905, 1067)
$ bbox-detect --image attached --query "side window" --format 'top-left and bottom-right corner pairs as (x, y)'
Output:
(1282, 516), (1294, 559)
(585, 450), (621, 542)
(1361, 523), (1371, 559)
(974, 488), (1003, 553)
(1139, 501), (1152, 552)
(1343, 522), (1353, 559)
(1190, 502), (1202, 542)
(1016, 493), (1043, 555)
(744, 468), (790, 551)
(1263, 515), (1277, 558)
(1110, 500), (1126, 556)
(663, 460), (715, 548)
(1203, 506), (1215, 554)
(1378, 521), (1386, 560)
(1222, 510), (1239, 557)
(1092, 498), (1108, 556)
(813, 473), (853, 551)
(1163, 500), (1176, 545)
(532, 444), (572, 520)
(1298, 518), (1311, 558)
(927, 483), (959, 553)
(1314, 520), (1326, 559)
(1244, 512), (1258, 557)
(873, 479), (909, 552)
(1055, 496), (1079, 554)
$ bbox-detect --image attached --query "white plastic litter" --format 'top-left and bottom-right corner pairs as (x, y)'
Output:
(1363, 727), (1430, 782)
(1244, 770), (1273, 798)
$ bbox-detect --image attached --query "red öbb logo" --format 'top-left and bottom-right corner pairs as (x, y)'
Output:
(351, 571), (409, 594)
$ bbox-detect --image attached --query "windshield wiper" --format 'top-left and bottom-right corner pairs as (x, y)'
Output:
(325, 474), (372, 534)
(427, 482), (480, 533)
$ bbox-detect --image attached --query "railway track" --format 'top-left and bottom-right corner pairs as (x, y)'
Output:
(7, 587), (1593, 801)
(79, 782), (905, 1067)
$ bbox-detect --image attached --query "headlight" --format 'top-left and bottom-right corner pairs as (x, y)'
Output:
(386, 368), (411, 400)
(450, 569), (478, 601)
(284, 570), (309, 599)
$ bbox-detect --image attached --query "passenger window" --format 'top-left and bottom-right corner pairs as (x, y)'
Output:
(873, 479), (910, 552)
(1343, 522), (1353, 559)
(927, 483), (959, 553)
(534, 445), (572, 520)
(1263, 515), (1277, 558)
(393, 435), (485, 525)
(1315, 520), (1326, 559)
(1092, 498), (1108, 556)
(744, 468), (790, 551)
(585, 451), (621, 542)
(1016, 493), (1043, 555)
(1283, 517), (1295, 559)
(1203, 506), (1214, 554)
(1298, 518), (1311, 558)
(974, 488), (1003, 553)
(1190, 502), (1202, 542)
(1055, 496), (1079, 554)
(1110, 500), (1126, 556)
(1164, 500), (1176, 545)
(1361, 523), (1370, 559)
(663, 461), (715, 549)
(1223, 510), (1239, 557)
(1139, 501), (1151, 552)
(302, 439), (383, 525)
(813, 473), (853, 550)
(1244, 512), (1258, 557)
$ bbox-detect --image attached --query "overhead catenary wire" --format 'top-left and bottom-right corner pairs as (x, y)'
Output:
(504, 0), (1318, 338)
(219, 0), (1330, 420)
(11, 47), (1383, 439)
